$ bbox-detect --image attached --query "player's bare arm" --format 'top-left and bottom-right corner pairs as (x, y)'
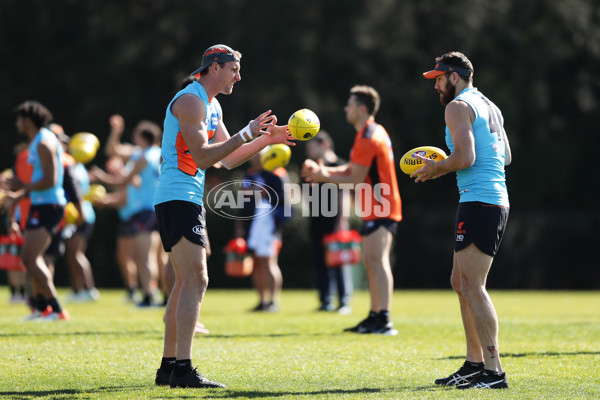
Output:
(301, 160), (368, 185)
(105, 114), (135, 160)
(216, 112), (295, 169)
(22, 141), (59, 191)
(413, 101), (475, 182)
(103, 157), (148, 187)
(174, 94), (246, 170)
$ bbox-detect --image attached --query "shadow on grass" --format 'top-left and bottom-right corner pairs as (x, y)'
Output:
(0, 331), (334, 339)
(440, 350), (600, 360)
(1, 385), (440, 399)
(0, 385), (145, 399)
(0, 330), (160, 338)
(152, 386), (439, 399)
(205, 332), (330, 339)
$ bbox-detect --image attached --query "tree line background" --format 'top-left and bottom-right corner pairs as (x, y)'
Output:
(1, 0), (598, 290)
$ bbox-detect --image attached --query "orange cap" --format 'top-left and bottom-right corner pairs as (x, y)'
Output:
(423, 62), (473, 79)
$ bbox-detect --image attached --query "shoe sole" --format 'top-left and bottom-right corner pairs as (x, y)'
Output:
(375, 329), (398, 336)
(170, 383), (224, 389)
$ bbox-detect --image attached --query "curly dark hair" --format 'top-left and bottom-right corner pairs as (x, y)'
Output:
(14, 101), (53, 129)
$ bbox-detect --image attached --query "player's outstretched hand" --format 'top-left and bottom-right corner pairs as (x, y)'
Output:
(266, 123), (295, 146)
(301, 158), (328, 183)
(248, 110), (276, 139)
(109, 114), (125, 135)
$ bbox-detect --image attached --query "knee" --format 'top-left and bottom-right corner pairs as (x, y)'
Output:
(21, 252), (37, 269)
(450, 274), (462, 295)
(363, 252), (380, 270)
(459, 279), (483, 301)
(187, 269), (209, 293)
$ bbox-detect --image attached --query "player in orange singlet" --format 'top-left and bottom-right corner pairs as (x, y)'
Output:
(302, 85), (402, 335)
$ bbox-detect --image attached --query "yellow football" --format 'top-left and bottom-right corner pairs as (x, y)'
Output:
(288, 109), (320, 141)
(64, 202), (80, 225)
(69, 132), (100, 164)
(399, 146), (448, 175)
(261, 144), (292, 172)
(70, 132), (100, 151)
(84, 184), (107, 202)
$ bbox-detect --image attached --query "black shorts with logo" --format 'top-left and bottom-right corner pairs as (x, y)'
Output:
(118, 209), (157, 237)
(360, 218), (399, 237)
(455, 201), (509, 257)
(26, 204), (64, 235)
(154, 200), (207, 252)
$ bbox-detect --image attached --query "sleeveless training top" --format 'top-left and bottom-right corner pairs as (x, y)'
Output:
(445, 87), (509, 207)
(154, 81), (221, 207)
(73, 162), (96, 224)
(28, 127), (67, 206)
(128, 146), (161, 214)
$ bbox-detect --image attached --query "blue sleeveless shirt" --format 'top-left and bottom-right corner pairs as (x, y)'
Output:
(28, 127), (67, 206)
(73, 162), (95, 224)
(445, 87), (509, 207)
(128, 145), (161, 214)
(154, 81), (221, 207)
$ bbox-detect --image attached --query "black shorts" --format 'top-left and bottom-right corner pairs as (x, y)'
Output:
(26, 204), (64, 235)
(75, 222), (94, 239)
(118, 209), (157, 237)
(46, 229), (65, 257)
(154, 200), (207, 252)
(360, 218), (399, 236)
(455, 201), (509, 257)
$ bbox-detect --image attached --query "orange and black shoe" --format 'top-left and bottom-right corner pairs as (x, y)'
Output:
(39, 309), (70, 321)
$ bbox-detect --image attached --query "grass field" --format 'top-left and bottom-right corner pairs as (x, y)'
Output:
(0, 289), (599, 399)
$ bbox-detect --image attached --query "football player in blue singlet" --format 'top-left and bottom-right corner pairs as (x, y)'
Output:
(415, 52), (512, 389)
(94, 117), (163, 306)
(11, 101), (70, 321)
(152, 44), (294, 389)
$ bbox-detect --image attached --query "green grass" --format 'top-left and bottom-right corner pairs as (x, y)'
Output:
(0, 289), (599, 399)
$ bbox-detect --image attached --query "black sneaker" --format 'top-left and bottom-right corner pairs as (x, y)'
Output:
(317, 303), (335, 312)
(369, 320), (398, 336)
(169, 368), (226, 389)
(435, 362), (484, 386)
(456, 370), (509, 389)
(262, 302), (279, 313)
(251, 302), (268, 312)
(344, 314), (376, 333)
(155, 368), (171, 386)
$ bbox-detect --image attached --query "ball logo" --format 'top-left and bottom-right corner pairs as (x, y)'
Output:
(412, 150), (427, 159)
(303, 132), (313, 139)
(192, 225), (203, 235)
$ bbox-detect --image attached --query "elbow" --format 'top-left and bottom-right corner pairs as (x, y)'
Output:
(196, 161), (213, 171)
(458, 152), (475, 170)
(219, 159), (235, 170)
(196, 157), (222, 171)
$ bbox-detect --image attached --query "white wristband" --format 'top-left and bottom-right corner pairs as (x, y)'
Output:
(238, 124), (252, 142)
